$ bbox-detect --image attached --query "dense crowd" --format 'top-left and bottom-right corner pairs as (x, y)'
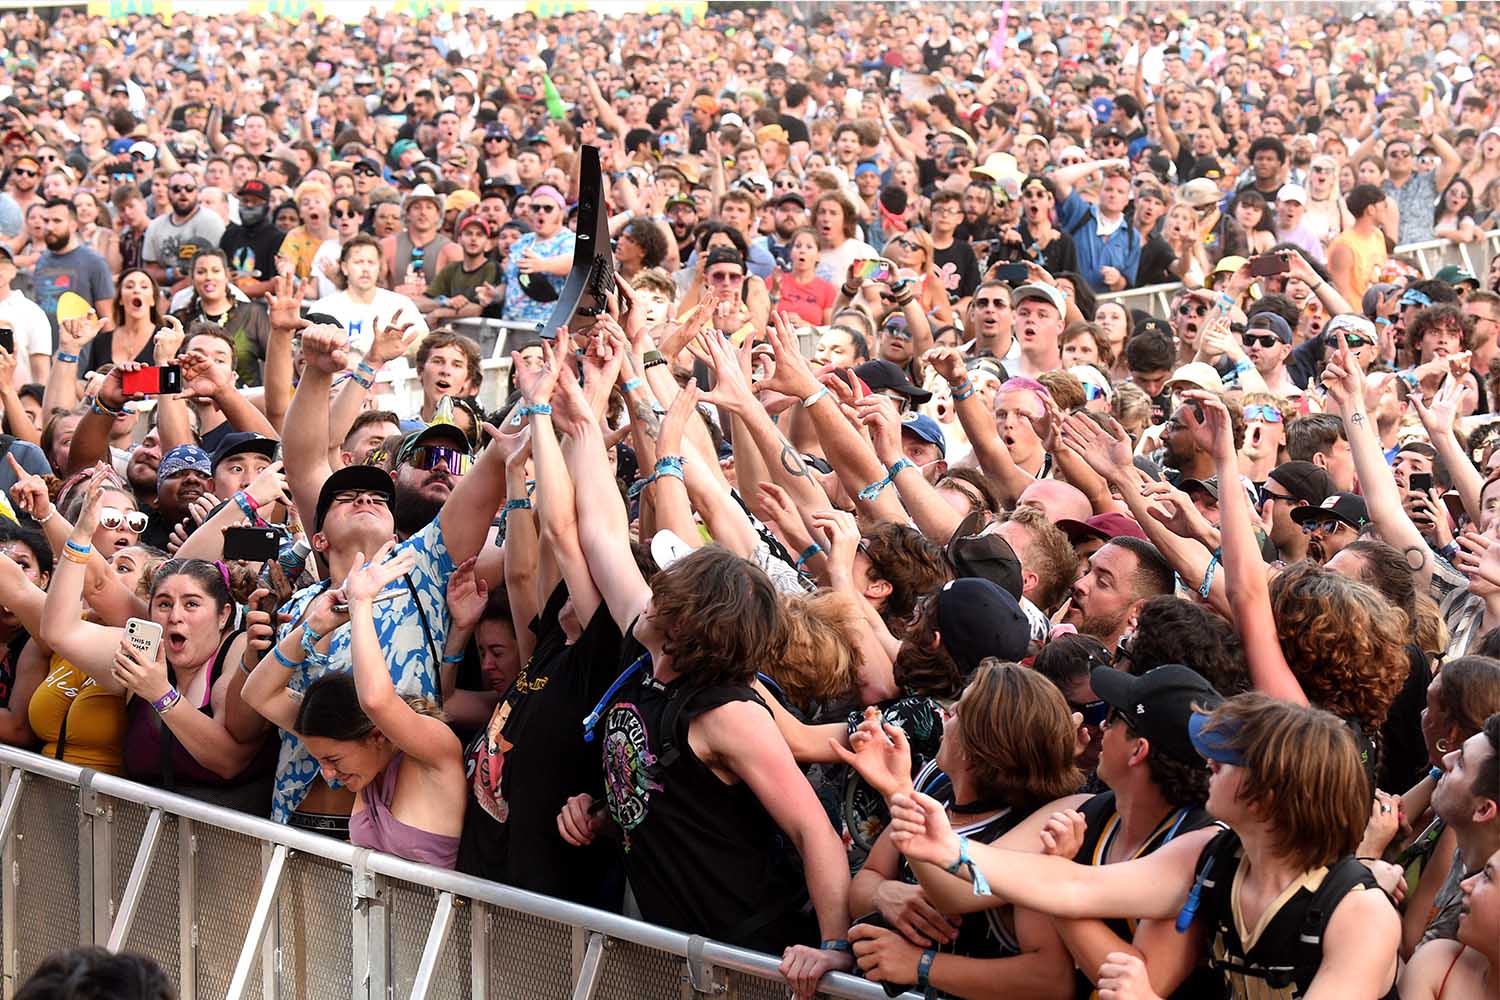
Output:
(0, 4), (1498, 999)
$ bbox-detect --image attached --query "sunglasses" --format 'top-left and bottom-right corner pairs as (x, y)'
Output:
(169, 185), (197, 194)
(1341, 332), (1376, 349)
(1242, 333), (1281, 349)
(883, 324), (912, 340)
(889, 238), (920, 251)
(1081, 383), (1108, 402)
(353, 165), (378, 176)
(1178, 302), (1208, 317)
(11, 168), (35, 178)
(531, 203), (559, 214)
(1258, 485), (1296, 507)
(99, 507), (149, 533)
(404, 445), (472, 476)
(707, 270), (745, 283)
(1244, 404), (1283, 424)
(1300, 517), (1348, 535)
(974, 297), (1010, 309)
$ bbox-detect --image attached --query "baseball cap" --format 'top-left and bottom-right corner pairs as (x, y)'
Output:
(444, 189), (479, 214)
(458, 213), (492, 236)
(1165, 362), (1223, 394)
(1056, 512), (1148, 545)
(1325, 313), (1378, 346)
(1187, 156), (1225, 181)
(210, 432), (277, 471)
(314, 465), (396, 531)
(1267, 461), (1333, 506)
(1290, 492), (1369, 531)
(1276, 183), (1307, 204)
(719, 112), (746, 129)
(128, 140), (157, 161)
(394, 421), (472, 467)
(935, 578), (1032, 674)
(1245, 312), (1293, 345)
(771, 191), (806, 208)
(853, 359), (933, 404)
(1188, 710), (1247, 766)
(1011, 283), (1066, 314)
(1092, 663), (1224, 763)
(237, 178), (271, 200)
(900, 412), (946, 457)
(1179, 477), (1221, 500)
(946, 512), (1023, 600)
(1435, 264), (1479, 288)
(665, 194), (696, 211)
(157, 445), (211, 486)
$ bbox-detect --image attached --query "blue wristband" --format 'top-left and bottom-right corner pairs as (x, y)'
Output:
(917, 948), (937, 989)
(499, 497), (531, 529)
(653, 455), (685, 481)
(55, 351), (79, 364)
(621, 376), (643, 393)
(951, 380), (975, 401)
(944, 834), (993, 897)
(272, 645), (301, 670)
(441, 651), (466, 665)
(300, 624), (325, 660)
(1199, 549), (1221, 600)
(858, 457), (914, 501)
(794, 542), (823, 570)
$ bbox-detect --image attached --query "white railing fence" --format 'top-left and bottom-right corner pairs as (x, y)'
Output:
(0, 745), (905, 1000)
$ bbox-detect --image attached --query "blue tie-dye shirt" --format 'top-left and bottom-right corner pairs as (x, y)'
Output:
(269, 519), (454, 823)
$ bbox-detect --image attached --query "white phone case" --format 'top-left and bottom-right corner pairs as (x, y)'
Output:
(125, 618), (163, 662)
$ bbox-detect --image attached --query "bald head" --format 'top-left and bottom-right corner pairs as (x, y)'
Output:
(1016, 479), (1092, 525)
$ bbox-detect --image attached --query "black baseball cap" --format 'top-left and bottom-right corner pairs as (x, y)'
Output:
(935, 578), (1031, 675)
(771, 190), (806, 208)
(210, 431), (278, 471)
(946, 511), (1023, 600)
(853, 359), (932, 404)
(314, 465), (395, 531)
(1290, 491), (1369, 531)
(1090, 663), (1223, 763)
(1267, 461), (1332, 506)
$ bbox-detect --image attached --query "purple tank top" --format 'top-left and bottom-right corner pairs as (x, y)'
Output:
(349, 752), (460, 869)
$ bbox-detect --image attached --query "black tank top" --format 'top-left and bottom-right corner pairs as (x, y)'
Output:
(1070, 791), (1221, 999)
(599, 637), (811, 952)
(1190, 828), (1398, 1000)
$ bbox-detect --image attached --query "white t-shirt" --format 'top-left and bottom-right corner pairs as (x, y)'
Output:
(312, 287), (429, 368)
(815, 238), (878, 286)
(0, 288), (52, 388)
(310, 238), (343, 300)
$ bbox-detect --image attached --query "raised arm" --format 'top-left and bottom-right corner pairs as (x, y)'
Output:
(260, 274), (302, 434)
(1323, 340), (1436, 595)
(924, 346), (1034, 504)
(347, 543), (462, 770)
(1182, 389), (1306, 704)
(178, 349), (279, 440)
(1411, 377), (1484, 527)
(857, 393), (962, 542)
(279, 323), (346, 529)
(37, 472), (129, 688)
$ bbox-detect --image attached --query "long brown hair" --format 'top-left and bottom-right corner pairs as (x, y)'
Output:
(1199, 693), (1369, 871)
(959, 660), (1082, 806)
(648, 546), (785, 687)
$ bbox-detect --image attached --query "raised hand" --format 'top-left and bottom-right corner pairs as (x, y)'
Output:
(446, 556), (488, 632)
(1319, 335), (1367, 415)
(299, 324), (350, 376)
(756, 311), (822, 400)
(343, 542), (417, 605)
(111, 633), (171, 703)
(240, 588), (277, 675)
(656, 378), (700, 456)
(1409, 376), (1463, 440)
(1059, 412), (1133, 480)
(152, 314), (185, 366)
(7, 453), (53, 522)
(513, 337), (562, 405)
(178, 350), (228, 399)
(244, 460), (288, 510)
(830, 706), (914, 801)
(1179, 390), (1236, 464)
(854, 393), (905, 467)
(58, 309), (102, 355)
(921, 346), (968, 386)
(366, 317), (419, 368)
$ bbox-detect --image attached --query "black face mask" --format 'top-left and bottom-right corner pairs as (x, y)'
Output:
(239, 202), (268, 228)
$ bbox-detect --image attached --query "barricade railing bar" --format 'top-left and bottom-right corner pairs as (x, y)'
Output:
(0, 744), (907, 1000)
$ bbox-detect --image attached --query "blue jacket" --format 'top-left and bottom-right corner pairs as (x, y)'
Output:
(1056, 191), (1141, 292)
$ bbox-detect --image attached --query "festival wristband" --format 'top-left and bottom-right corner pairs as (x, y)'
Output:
(794, 542), (823, 570)
(55, 351), (79, 364)
(151, 688), (181, 714)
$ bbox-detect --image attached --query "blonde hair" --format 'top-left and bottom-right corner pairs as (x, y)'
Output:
(770, 590), (862, 707)
(294, 180), (332, 206)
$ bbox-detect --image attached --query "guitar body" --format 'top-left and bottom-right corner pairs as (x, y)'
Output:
(536, 144), (615, 341)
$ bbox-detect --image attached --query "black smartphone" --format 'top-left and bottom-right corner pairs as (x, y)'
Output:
(121, 364), (183, 395)
(1409, 472), (1433, 495)
(222, 526), (280, 563)
(1248, 254), (1288, 277)
(851, 912), (910, 998)
(989, 261), (1030, 283)
(0, 327), (12, 355)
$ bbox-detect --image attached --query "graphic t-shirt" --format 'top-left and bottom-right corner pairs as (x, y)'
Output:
(33, 245), (114, 335)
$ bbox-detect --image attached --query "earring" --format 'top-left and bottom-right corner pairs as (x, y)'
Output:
(1436, 738), (1452, 753)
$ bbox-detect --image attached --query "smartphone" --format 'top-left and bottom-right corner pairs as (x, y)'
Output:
(125, 618), (163, 662)
(0, 327), (12, 355)
(121, 365), (182, 396)
(1396, 117), (1419, 131)
(850, 912), (909, 998)
(850, 257), (897, 284)
(1248, 254), (1288, 277)
(990, 261), (1030, 284)
(222, 526), (280, 563)
(331, 588), (406, 614)
(1408, 472), (1433, 495)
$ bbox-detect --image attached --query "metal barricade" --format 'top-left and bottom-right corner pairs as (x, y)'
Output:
(0, 746), (906, 1000)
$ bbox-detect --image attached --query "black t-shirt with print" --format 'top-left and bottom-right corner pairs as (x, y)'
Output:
(932, 239), (981, 301)
(456, 583), (625, 910)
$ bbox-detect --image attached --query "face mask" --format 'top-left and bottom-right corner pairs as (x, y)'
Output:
(239, 202), (268, 227)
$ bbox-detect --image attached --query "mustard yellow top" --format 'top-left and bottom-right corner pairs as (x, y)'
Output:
(28, 654), (126, 776)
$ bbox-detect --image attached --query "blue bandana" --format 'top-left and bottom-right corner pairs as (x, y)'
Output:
(157, 445), (211, 486)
